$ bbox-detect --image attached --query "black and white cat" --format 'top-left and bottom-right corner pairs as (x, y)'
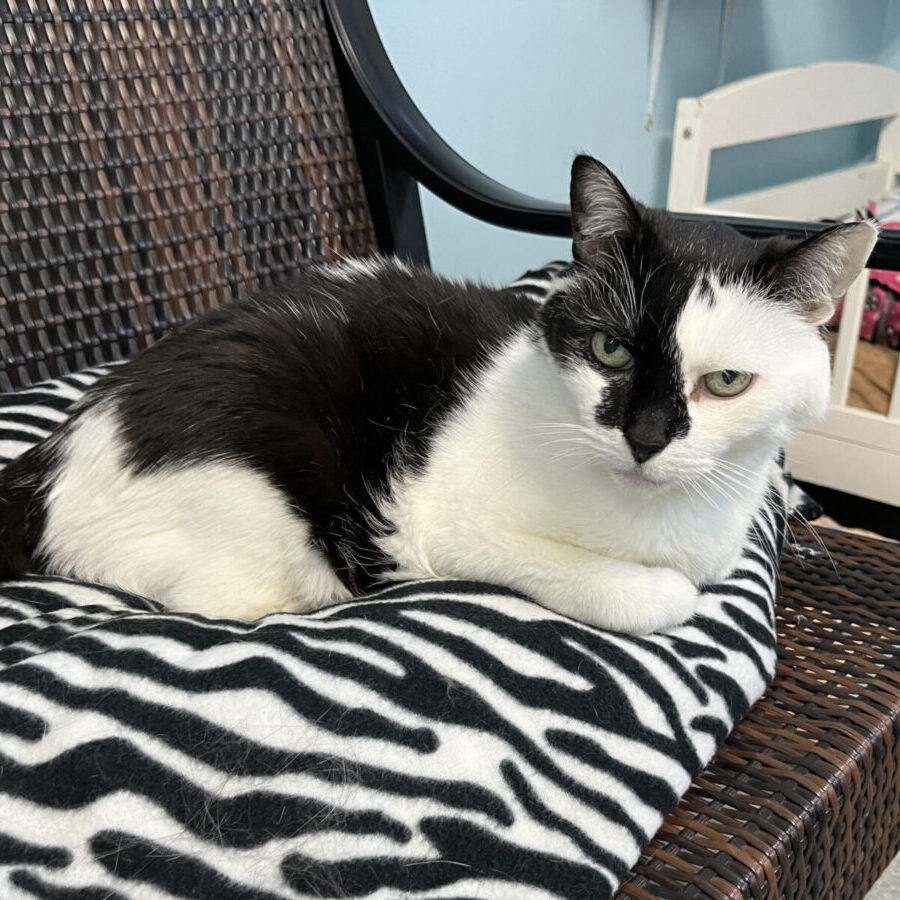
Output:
(0, 157), (875, 633)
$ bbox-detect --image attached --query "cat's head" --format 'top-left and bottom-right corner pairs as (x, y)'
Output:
(538, 155), (876, 491)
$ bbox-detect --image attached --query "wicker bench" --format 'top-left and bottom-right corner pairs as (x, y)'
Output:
(2, 2), (898, 897)
(619, 525), (900, 899)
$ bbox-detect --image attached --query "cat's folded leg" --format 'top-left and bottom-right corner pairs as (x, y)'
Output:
(444, 533), (700, 635)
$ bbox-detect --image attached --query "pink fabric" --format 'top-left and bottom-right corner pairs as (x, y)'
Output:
(826, 194), (900, 349)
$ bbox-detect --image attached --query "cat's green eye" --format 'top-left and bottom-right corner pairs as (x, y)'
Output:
(703, 370), (753, 398)
(591, 331), (633, 369)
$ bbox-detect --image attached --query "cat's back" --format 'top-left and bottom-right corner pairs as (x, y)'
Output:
(292, 258), (539, 384)
(110, 257), (537, 412)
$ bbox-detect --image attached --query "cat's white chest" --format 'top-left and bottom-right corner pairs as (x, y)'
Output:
(377, 335), (759, 590)
(380, 441), (748, 589)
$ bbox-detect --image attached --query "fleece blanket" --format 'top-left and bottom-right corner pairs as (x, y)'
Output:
(0, 267), (787, 900)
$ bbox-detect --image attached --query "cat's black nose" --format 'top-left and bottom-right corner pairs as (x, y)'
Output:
(624, 429), (668, 464)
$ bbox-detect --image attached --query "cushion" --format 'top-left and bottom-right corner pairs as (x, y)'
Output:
(0, 277), (788, 900)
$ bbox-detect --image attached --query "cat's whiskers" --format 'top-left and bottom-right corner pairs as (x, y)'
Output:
(466, 422), (603, 497)
(747, 517), (782, 562)
(674, 456), (756, 508)
(708, 466), (754, 493)
(700, 471), (739, 506)
(549, 447), (600, 465)
(771, 506), (808, 566)
(530, 436), (586, 449)
(677, 472), (716, 506)
(716, 463), (758, 485)
(704, 456), (765, 499)
(527, 422), (609, 456)
(783, 504), (838, 576)
(537, 434), (605, 465)
(526, 421), (594, 436)
(708, 455), (760, 479)
(739, 473), (838, 577)
(539, 436), (596, 454)
(701, 469), (740, 502)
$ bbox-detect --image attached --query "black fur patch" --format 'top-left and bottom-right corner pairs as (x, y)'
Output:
(698, 274), (715, 307)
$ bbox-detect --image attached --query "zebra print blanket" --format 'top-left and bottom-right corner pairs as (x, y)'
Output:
(0, 270), (787, 900)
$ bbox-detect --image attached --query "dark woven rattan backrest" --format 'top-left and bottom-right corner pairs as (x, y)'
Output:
(0, 1), (377, 391)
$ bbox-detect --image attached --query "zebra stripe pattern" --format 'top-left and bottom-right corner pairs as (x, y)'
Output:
(0, 271), (786, 900)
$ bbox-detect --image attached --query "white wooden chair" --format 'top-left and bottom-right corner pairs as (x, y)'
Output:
(668, 62), (900, 507)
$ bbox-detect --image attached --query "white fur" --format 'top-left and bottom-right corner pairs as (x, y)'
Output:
(510, 272), (578, 304)
(377, 274), (832, 634)
(322, 255), (410, 281)
(39, 405), (350, 618)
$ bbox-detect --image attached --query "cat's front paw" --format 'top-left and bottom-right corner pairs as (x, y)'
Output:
(639, 567), (701, 634)
(584, 565), (700, 635)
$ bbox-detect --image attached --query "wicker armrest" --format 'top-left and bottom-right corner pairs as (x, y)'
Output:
(617, 525), (900, 900)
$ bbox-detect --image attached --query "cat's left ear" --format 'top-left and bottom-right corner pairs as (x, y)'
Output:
(570, 155), (641, 265)
(774, 222), (877, 324)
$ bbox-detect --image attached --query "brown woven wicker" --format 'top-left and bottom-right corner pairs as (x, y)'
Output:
(618, 524), (900, 900)
(0, 0), (376, 391)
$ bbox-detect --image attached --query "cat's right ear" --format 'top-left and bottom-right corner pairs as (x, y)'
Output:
(570, 156), (641, 265)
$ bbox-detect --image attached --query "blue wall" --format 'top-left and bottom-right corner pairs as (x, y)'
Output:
(369, 0), (900, 283)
